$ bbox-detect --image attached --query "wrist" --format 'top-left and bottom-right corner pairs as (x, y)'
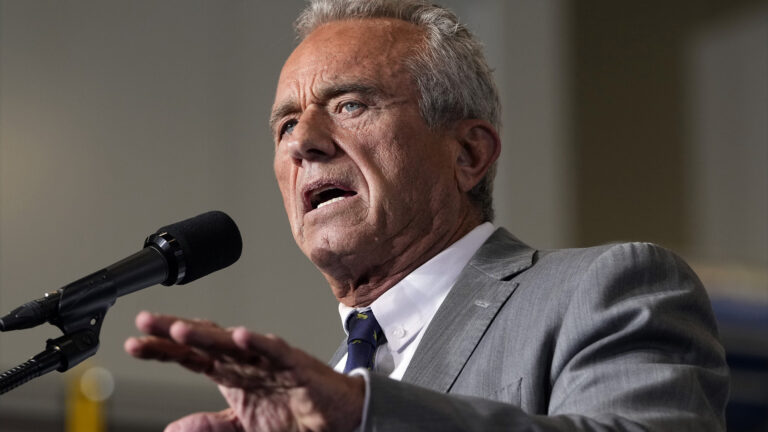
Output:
(341, 375), (366, 431)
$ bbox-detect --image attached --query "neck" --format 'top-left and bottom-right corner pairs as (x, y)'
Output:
(327, 214), (484, 308)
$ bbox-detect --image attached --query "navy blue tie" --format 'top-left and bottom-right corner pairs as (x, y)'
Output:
(343, 310), (386, 373)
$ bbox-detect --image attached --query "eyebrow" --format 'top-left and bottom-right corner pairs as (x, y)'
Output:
(269, 82), (381, 136)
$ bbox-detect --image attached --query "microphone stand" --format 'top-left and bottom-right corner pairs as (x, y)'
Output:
(0, 328), (102, 394)
(0, 233), (166, 394)
(0, 286), (111, 395)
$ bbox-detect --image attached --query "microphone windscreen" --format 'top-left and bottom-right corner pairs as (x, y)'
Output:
(156, 211), (242, 284)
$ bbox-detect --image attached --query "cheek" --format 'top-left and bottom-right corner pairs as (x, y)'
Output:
(369, 127), (413, 170)
(362, 145), (411, 206)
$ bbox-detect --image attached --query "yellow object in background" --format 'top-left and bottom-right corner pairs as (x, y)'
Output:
(65, 362), (114, 432)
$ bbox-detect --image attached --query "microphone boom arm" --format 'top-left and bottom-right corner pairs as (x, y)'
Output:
(0, 234), (178, 395)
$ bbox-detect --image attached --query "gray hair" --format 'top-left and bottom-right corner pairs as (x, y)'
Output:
(295, 0), (500, 222)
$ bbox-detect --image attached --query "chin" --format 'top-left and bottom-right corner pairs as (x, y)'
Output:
(308, 247), (341, 271)
(301, 228), (369, 271)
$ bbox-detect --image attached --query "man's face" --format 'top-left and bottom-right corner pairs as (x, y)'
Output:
(272, 19), (467, 291)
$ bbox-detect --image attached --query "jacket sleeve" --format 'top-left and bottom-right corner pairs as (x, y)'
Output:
(361, 243), (729, 431)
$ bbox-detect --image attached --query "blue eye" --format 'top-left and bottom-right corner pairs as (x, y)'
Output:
(342, 101), (363, 112)
(280, 119), (297, 137)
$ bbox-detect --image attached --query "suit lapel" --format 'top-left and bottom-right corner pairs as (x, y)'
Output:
(401, 228), (536, 392)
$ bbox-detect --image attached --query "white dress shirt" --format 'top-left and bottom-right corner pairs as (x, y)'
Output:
(334, 222), (496, 378)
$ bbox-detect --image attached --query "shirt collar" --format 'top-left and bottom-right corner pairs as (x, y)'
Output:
(338, 222), (496, 352)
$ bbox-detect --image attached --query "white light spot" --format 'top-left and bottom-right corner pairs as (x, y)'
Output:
(80, 367), (115, 402)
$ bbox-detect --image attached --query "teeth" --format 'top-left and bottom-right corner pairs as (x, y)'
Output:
(316, 196), (347, 209)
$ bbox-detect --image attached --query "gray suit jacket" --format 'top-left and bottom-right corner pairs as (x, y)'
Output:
(331, 228), (729, 431)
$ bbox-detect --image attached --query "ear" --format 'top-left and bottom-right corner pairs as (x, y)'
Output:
(453, 119), (501, 193)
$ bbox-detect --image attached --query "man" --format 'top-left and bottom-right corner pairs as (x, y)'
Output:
(125, 1), (729, 431)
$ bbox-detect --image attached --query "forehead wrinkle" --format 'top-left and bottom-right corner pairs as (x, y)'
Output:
(316, 81), (381, 102)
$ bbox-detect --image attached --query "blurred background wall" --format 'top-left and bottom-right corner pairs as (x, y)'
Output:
(0, 0), (765, 431)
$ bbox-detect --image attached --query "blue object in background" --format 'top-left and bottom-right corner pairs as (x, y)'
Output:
(711, 297), (768, 432)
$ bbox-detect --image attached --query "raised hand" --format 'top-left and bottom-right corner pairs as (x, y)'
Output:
(124, 311), (364, 432)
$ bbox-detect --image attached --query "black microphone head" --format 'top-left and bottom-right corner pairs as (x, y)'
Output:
(153, 211), (242, 285)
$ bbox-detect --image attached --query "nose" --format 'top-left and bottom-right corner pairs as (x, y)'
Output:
(282, 108), (337, 166)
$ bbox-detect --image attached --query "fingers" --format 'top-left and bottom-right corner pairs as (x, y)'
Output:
(169, 321), (247, 360)
(134, 310), (238, 357)
(135, 310), (176, 337)
(135, 310), (219, 339)
(174, 324), (307, 371)
(232, 327), (297, 369)
(124, 335), (214, 373)
(128, 312), (268, 373)
(164, 409), (240, 432)
(128, 311), (308, 381)
(127, 311), (226, 373)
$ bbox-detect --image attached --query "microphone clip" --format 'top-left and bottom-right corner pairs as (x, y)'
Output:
(0, 279), (111, 395)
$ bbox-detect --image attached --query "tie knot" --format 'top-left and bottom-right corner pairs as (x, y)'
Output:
(346, 311), (385, 346)
(343, 310), (386, 373)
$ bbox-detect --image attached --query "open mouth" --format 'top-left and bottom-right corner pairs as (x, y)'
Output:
(305, 184), (358, 211)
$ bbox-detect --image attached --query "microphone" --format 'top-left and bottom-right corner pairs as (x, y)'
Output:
(0, 211), (242, 332)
